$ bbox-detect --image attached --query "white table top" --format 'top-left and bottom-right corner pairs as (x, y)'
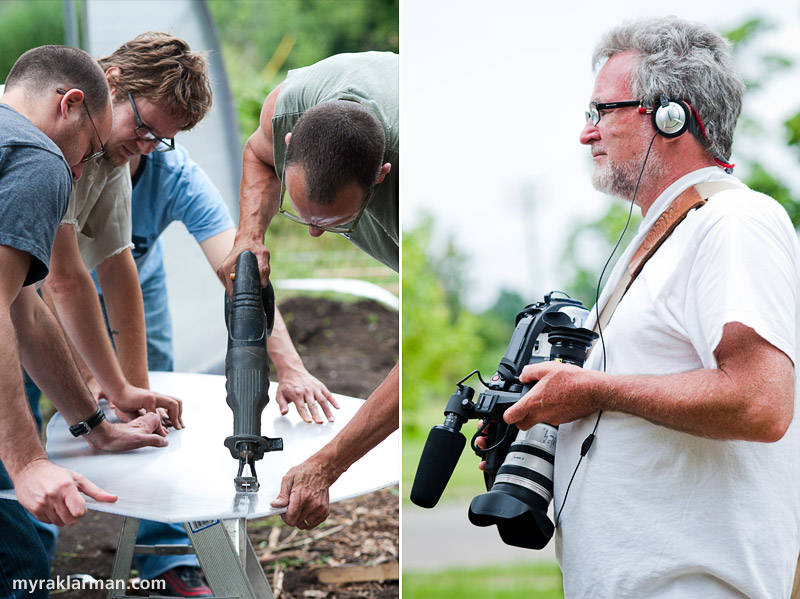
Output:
(0, 372), (398, 523)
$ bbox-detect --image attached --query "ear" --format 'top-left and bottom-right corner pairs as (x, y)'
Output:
(285, 132), (292, 146)
(58, 88), (85, 121)
(104, 67), (120, 97)
(376, 162), (391, 184)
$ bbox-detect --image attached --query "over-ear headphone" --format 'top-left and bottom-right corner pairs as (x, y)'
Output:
(653, 94), (690, 137)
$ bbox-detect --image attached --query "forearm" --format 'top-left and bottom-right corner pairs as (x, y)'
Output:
(13, 288), (99, 426)
(39, 285), (94, 383)
(510, 322), (794, 443)
(311, 364), (399, 482)
(96, 250), (149, 388)
(236, 140), (280, 244)
(0, 310), (48, 480)
(44, 271), (127, 399)
(268, 309), (307, 376)
(589, 364), (793, 441)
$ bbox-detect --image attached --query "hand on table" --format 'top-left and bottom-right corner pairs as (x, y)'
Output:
(270, 456), (334, 530)
(13, 458), (117, 526)
(106, 383), (183, 432)
(276, 368), (339, 423)
(84, 413), (169, 452)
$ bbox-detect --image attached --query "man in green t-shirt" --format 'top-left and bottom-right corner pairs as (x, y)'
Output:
(217, 51), (398, 531)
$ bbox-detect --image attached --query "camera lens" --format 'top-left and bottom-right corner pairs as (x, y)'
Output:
(468, 423), (557, 549)
(494, 423), (557, 507)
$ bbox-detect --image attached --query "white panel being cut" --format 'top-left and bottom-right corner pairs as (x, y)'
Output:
(0, 372), (398, 523)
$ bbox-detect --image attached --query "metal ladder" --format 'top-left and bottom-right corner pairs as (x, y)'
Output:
(107, 516), (274, 599)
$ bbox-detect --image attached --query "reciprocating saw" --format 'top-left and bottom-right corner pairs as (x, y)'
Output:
(224, 250), (283, 492)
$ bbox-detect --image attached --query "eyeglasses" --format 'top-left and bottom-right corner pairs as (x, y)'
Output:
(57, 88), (105, 163)
(585, 100), (646, 126)
(128, 94), (175, 152)
(277, 162), (375, 239)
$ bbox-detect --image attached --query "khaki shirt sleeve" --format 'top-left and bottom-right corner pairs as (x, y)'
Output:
(73, 162), (134, 271)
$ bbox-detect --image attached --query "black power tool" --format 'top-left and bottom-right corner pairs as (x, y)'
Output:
(223, 251), (283, 492)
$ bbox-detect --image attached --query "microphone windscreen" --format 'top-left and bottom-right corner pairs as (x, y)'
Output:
(410, 426), (466, 508)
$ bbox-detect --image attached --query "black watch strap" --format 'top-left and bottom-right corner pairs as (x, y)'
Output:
(69, 407), (106, 437)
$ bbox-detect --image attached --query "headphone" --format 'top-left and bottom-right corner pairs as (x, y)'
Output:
(652, 94), (690, 137)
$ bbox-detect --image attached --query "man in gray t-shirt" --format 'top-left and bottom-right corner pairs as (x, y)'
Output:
(0, 103), (72, 284)
(1, 46), (169, 599)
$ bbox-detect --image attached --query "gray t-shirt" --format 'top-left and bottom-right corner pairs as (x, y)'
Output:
(273, 52), (399, 272)
(0, 103), (72, 285)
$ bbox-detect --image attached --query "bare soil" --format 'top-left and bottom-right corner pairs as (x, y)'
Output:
(50, 296), (399, 598)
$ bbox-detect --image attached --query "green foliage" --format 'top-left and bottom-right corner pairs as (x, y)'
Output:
(402, 216), (485, 435)
(403, 562), (563, 599)
(208, 0), (398, 144)
(744, 162), (800, 227)
(725, 17), (793, 91)
(786, 111), (800, 148)
(724, 17), (773, 45)
(471, 289), (522, 376)
(207, 1), (399, 285)
(0, 0), (64, 81)
(562, 201), (641, 305)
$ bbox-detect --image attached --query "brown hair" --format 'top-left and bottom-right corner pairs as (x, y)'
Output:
(285, 101), (386, 205)
(98, 32), (212, 130)
(6, 45), (110, 115)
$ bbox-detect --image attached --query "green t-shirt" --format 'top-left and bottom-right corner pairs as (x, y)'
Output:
(272, 51), (399, 272)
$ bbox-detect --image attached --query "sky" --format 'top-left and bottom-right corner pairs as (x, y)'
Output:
(401, 0), (800, 310)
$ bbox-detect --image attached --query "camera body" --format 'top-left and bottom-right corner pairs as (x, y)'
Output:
(410, 293), (597, 549)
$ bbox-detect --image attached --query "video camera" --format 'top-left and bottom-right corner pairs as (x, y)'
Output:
(410, 293), (597, 549)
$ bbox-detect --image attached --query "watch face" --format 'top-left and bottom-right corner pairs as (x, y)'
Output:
(69, 422), (91, 437)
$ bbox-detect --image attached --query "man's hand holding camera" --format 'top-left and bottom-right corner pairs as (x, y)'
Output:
(504, 362), (602, 430)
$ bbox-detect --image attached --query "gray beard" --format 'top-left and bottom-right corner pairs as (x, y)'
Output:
(591, 147), (667, 201)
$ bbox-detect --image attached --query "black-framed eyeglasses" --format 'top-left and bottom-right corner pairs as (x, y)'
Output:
(585, 100), (647, 126)
(277, 162), (375, 239)
(128, 93), (175, 153)
(57, 88), (105, 163)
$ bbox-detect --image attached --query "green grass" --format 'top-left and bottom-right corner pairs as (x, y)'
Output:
(266, 215), (398, 292)
(403, 562), (564, 599)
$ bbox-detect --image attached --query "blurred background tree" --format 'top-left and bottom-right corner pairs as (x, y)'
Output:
(207, 0), (398, 142)
(1, 0), (399, 142)
(0, 0), (65, 79)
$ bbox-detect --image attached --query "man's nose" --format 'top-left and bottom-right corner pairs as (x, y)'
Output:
(580, 119), (600, 145)
(136, 138), (157, 155)
(308, 226), (325, 238)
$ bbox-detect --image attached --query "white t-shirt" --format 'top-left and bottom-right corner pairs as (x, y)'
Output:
(554, 167), (800, 598)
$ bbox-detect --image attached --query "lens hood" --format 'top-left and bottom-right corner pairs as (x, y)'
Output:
(468, 491), (555, 549)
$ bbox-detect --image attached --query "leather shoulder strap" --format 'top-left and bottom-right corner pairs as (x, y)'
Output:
(593, 180), (740, 334)
(625, 186), (705, 284)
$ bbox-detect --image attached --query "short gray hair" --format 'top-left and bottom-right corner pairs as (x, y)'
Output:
(593, 16), (744, 161)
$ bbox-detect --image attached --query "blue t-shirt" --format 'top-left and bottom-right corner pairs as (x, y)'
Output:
(0, 103), (72, 285)
(101, 144), (234, 289)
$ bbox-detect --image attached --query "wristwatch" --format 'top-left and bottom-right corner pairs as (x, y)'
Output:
(69, 407), (106, 437)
